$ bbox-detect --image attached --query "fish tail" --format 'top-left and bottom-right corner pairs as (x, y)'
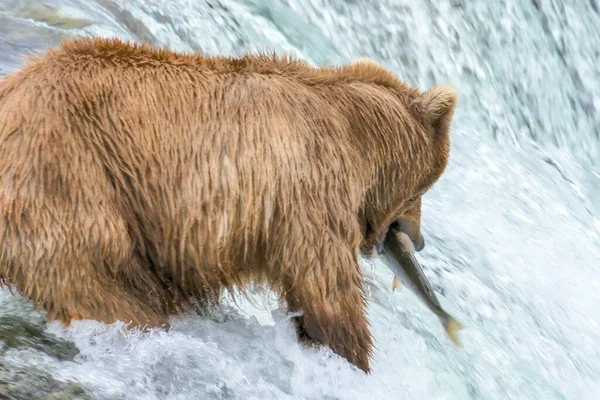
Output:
(443, 317), (463, 346)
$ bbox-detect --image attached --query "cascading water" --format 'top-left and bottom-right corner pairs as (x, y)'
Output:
(0, 1), (599, 399)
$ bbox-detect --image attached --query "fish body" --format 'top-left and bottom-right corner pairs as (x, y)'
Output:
(383, 227), (462, 345)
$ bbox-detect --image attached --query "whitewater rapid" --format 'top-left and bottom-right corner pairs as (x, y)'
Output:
(0, 1), (599, 399)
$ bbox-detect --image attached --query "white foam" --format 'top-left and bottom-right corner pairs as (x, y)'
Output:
(0, 0), (599, 399)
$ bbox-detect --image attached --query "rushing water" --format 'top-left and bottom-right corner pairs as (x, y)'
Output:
(0, 1), (599, 399)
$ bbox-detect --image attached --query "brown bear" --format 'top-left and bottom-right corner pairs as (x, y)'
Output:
(0, 37), (456, 373)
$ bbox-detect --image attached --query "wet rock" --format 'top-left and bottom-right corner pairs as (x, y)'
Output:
(0, 363), (91, 400)
(0, 315), (80, 362)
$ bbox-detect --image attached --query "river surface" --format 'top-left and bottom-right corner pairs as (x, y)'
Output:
(0, 1), (599, 399)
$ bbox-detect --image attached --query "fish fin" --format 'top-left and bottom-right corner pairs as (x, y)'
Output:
(443, 317), (463, 346)
(391, 276), (402, 292)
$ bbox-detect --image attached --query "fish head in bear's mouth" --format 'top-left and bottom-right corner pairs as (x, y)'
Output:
(372, 217), (425, 255)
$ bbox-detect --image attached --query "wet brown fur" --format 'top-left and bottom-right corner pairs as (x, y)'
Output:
(0, 37), (456, 373)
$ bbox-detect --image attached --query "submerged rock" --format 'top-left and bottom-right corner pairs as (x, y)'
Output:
(0, 363), (91, 400)
(0, 315), (80, 362)
(9, 3), (94, 30)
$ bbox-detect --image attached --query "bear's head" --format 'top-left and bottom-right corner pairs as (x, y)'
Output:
(354, 62), (457, 256)
(387, 85), (456, 251)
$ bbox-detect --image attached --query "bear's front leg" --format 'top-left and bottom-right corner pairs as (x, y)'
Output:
(284, 241), (374, 373)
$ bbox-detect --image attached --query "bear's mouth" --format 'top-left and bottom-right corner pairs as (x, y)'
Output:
(371, 220), (424, 255)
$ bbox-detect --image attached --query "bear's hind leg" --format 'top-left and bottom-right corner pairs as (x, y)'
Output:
(0, 201), (172, 329)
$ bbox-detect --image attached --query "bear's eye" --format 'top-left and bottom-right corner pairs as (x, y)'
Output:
(407, 197), (417, 203)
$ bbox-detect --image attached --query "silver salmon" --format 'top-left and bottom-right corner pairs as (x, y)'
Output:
(382, 226), (462, 345)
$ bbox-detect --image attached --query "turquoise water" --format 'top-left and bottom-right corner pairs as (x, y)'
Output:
(0, 1), (599, 399)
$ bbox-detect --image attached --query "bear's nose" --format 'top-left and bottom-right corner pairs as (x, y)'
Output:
(413, 235), (425, 252)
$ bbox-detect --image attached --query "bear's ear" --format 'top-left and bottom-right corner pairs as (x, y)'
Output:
(414, 85), (457, 138)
